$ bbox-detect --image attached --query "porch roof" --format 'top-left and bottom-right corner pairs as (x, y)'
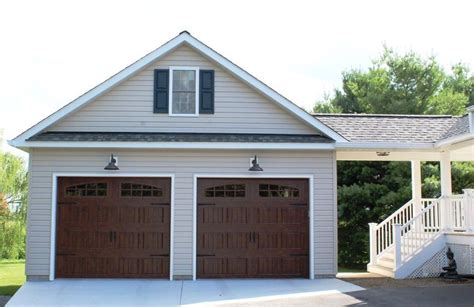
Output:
(313, 113), (473, 161)
(313, 113), (469, 144)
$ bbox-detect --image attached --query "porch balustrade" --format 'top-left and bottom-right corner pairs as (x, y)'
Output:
(368, 189), (474, 270)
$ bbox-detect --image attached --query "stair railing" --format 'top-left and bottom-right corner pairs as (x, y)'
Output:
(369, 198), (437, 265)
(395, 198), (441, 268)
(371, 199), (415, 259)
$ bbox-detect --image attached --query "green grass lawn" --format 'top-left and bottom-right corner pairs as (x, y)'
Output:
(0, 260), (25, 296)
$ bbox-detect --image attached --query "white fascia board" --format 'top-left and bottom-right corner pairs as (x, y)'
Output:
(8, 140), (335, 150)
(11, 32), (345, 144)
(435, 133), (474, 148)
(335, 142), (435, 150)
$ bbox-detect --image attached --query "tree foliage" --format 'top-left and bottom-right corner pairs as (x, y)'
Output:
(0, 151), (28, 259)
(313, 46), (474, 268)
(314, 47), (474, 115)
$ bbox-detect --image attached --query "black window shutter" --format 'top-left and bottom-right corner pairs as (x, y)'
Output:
(199, 70), (214, 114)
(154, 69), (169, 113)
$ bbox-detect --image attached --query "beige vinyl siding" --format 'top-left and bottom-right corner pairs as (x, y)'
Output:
(48, 44), (316, 134)
(27, 148), (337, 278)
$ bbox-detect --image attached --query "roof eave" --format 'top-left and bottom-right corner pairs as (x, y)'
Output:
(435, 132), (474, 148)
(8, 140), (336, 150)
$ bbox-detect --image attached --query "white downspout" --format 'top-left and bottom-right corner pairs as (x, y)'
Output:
(468, 105), (474, 133)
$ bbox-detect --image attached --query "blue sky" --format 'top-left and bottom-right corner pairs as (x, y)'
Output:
(2, 0), (474, 154)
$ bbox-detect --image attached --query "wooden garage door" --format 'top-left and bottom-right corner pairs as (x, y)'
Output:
(55, 177), (171, 278)
(197, 178), (309, 278)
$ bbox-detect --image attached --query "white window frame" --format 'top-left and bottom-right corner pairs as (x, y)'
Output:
(169, 66), (200, 116)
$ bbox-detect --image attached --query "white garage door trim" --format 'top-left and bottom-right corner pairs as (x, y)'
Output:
(192, 174), (315, 280)
(49, 173), (176, 281)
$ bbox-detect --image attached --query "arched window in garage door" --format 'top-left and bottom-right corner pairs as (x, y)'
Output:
(65, 182), (108, 197)
(120, 182), (163, 197)
(258, 184), (300, 198)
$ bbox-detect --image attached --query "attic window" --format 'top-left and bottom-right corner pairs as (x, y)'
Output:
(170, 67), (199, 116)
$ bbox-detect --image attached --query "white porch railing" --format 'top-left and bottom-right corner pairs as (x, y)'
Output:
(445, 194), (464, 231)
(369, 189), (474, 273)
(371, 199), (415, 257)
(397, 199), (440, 268)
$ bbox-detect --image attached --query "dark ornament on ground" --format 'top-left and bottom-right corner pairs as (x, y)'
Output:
(439, 247), (474, 282)
(440, 247), (458, 279)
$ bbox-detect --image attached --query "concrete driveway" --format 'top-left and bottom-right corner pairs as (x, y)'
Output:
(5, 278), (363, 307)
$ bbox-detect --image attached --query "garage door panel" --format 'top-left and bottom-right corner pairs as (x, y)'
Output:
(56, 256), (169, 278)
(116, 231), (170, 251)
(198, 206), (250, 225)
(56, 177), (170, 278)
(256, 232), (309, 250)
(198, 258), (249, 277)
(255, 257), (308, 277)
(57, 230), (116, 251)
(197, 178), (309, 278)
(198, 232), (250, 251)
(254, 207), (308, 224)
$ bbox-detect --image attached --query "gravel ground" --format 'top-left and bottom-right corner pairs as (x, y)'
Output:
(0, 296), (11, 307)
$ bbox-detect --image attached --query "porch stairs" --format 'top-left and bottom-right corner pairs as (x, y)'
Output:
(367, 195), (469, 279)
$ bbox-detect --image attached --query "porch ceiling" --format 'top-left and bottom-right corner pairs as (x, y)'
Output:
(336, 138), (473, 161)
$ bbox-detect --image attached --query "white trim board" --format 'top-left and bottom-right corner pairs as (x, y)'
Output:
(49, 173), (175, 281)
(11, 32), (346, 145)
(192, 174), (315, 280)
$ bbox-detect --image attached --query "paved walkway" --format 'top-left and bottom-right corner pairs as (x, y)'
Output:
(6, 278), (363, 307)
(0, 296), (10, 307)
(350, 284), (474, 307)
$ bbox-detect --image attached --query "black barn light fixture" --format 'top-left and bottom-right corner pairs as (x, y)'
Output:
(248, 155), (263, 171)
(104, 154), (119, 170)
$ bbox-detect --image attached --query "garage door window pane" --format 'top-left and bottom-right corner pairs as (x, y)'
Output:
(205, 184), (246, 197)
(65, 183), (107, 197)
(259, 184), (299, 198)
(121, 183), (163, 197)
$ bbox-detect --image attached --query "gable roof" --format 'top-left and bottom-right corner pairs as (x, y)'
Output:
(10, 31), (346, 147)
(313, 113), (470, 145)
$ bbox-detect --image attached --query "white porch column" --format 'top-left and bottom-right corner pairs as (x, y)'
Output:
(368, 223), (377, 265)
(411, 160), (422, 214)
(440, 152), (452, 196)
(393, 224), (402, 271)
(463, 189), (474, 232)
(439, 152), (452, 231)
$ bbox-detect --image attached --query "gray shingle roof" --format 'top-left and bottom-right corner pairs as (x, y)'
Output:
(313, 113), (469, 143)
(27, 132), (332, 143)
(441, 115), (470, 140)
